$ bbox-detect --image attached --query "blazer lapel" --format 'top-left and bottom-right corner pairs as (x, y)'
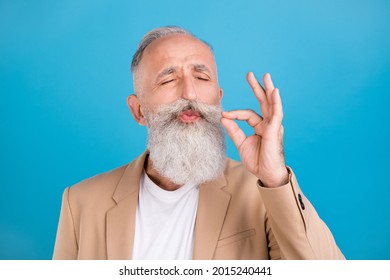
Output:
(193, 175), (230, 259)
(106, 152), (147, 259)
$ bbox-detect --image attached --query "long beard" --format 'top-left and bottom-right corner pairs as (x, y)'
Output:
(143, 99), (226, 185)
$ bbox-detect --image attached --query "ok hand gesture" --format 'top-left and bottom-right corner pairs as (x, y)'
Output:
(221, 72), (289, 188)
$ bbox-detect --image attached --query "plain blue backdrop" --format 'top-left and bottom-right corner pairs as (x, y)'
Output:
(1, 0), (389, 259)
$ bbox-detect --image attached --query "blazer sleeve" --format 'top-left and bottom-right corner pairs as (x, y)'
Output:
(258, 168), (345, 260)
(52, 187), (78, 260)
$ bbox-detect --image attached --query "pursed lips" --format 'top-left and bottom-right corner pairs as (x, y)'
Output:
(179, 109), (201, 123)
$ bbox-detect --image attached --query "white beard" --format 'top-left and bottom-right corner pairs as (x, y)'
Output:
(143, 99), (226, 185)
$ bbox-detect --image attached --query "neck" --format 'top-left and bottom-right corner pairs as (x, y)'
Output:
(144, 155), (183, 191)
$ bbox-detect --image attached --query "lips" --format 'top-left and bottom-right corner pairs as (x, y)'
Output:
(179, 109), (201, 123)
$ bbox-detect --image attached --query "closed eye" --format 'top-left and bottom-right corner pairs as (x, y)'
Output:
(196, 77), (209, 81)
(161, 79), (174, 85)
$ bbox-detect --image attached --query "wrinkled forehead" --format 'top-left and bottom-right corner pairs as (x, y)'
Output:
(139, 34), (217, 73)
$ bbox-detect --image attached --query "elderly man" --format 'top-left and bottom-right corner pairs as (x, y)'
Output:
(53, 26), (344, 260)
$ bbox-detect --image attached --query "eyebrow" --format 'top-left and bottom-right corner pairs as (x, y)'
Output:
(155, 64), (212, 83)
(155, 66), (177, 83)
(192, 63), (211, 74)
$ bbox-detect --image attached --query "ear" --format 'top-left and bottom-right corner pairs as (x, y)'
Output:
(127, 94), (147, 126)
(219, 88), (223, 101)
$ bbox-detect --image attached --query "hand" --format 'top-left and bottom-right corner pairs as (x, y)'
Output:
(221, 72), (289, 188)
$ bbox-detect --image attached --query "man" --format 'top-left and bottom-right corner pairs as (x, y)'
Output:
(53, 26), (344, 260)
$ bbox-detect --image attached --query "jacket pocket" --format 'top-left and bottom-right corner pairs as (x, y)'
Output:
(217, 229), (256, 248)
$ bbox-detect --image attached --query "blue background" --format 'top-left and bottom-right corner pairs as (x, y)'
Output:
(1, 0), (389, 260)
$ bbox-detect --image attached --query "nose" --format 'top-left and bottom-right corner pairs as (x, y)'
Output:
(181, 76), (197, 101)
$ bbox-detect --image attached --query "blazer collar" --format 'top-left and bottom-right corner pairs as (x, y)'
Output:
(112, 151), (148, 203)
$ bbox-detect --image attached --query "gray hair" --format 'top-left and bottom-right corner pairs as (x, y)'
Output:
(131, 26), (213, 73)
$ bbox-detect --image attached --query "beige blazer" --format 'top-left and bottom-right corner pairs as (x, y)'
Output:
(53, 152), (344, 260)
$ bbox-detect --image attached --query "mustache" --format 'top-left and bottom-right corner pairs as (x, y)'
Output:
(145, 99), (223, 125)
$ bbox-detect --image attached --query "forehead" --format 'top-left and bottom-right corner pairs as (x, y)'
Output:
(139, 34), (216, 72)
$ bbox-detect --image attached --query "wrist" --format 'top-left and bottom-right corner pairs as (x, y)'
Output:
(258, 167), (289, 188)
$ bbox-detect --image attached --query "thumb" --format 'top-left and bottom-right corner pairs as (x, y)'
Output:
(221, 117), (246, 149)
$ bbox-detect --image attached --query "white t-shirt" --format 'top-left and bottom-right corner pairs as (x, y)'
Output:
(132, 170), (199, 260)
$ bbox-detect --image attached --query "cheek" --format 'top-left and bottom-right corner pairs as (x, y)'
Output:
(144, 87), (180, 106)
(198, 84), (221, 104)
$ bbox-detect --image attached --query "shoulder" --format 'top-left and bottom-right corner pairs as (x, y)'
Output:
(66, 164), (128, 205)
(64, 152), (147, 208)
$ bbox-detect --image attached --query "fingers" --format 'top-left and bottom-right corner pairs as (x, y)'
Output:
(247, 72), (269, 117)
(222, 102), (283, 149)
(222, 89), (283, 131)
(222, 110), (263, 127)
(226, 72), (284, 143)
(249, 72), (283, 125)
(220, 117), (247, 149)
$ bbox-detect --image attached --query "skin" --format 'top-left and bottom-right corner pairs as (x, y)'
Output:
(128, 34), (288, 189)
